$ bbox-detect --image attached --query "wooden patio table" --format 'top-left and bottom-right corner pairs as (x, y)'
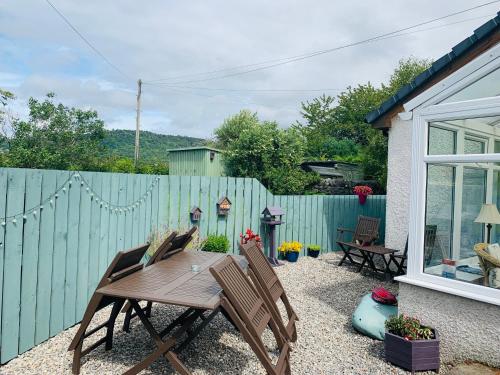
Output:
(341, 244), (397, 280)
(95, 251), (247, 375)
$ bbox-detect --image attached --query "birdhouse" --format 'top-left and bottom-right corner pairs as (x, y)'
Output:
(190, 206), (202, 221)
(217, 197), (232, 216)
(261, 206), (285, 225)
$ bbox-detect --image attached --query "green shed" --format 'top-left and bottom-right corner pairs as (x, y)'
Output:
(168, 146), (225, 176)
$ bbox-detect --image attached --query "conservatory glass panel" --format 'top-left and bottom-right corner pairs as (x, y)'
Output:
(464, 138), (485, 154)
(428, 126), (456, 155)
(428, 116), (500, 155)
(460, 168), (486, 259)
(424, 162), (500, 289)
(440, 68), (500, 104)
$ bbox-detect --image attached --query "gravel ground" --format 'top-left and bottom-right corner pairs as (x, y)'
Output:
(1, 252), (445, 375)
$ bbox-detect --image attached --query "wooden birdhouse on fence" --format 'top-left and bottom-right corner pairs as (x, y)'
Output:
(217, 197), (231, 216)
(190, 206), (202, 221)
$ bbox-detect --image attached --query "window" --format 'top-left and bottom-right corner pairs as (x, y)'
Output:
(440, 68), (500, 104)
(422, 117), (500, 290)
(404, 44), (500, 305)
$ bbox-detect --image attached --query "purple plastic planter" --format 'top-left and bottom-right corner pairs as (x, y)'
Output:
(385, 331), (440, 373)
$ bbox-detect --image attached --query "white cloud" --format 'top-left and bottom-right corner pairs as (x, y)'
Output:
(0, 0), (497, 138)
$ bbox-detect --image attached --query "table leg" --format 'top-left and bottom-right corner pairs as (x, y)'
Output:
(382, 255), (393, 281)
(176, 307), (220, 353)
(127, 300), (216, 375)
(356, 251), (368, 273)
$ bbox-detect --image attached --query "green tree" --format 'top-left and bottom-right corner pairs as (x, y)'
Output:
(296, 57), (431, 187)
(0, 88), (15, 140)
(7, 93), (105, 170)
(214, 109), (259, 149)
(215, 111), (319, 194)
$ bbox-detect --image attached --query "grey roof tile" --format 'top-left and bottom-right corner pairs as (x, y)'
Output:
(366, 14), (499, 124)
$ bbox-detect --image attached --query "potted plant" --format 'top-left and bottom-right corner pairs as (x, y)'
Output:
(278, 241), (302, 262)
(307, 244), (321, 258)
(239, 228), (263, 249)
(353, 185), (373, 205)
(384, 314), (440, 373)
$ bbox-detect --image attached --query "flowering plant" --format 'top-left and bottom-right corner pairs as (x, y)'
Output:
(353, 185), (373, 196)
(278, 241), (302, 253)
(385, 314), (434, 341)
(240, 228), (262, 249)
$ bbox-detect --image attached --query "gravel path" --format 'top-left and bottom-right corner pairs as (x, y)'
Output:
(1, 252), (442, 374)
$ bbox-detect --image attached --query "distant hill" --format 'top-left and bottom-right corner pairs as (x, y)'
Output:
(102, 129), (206, 162)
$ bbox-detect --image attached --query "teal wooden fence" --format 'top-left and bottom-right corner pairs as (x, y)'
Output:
(0, 167), (385, 363)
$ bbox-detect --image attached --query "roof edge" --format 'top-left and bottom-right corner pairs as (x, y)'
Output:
(366, 12), (500, 126)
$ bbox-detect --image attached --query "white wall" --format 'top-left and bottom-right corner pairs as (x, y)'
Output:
(384, 115), (412, 250)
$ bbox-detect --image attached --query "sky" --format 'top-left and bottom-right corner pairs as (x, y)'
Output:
(0, 1), (499, 139)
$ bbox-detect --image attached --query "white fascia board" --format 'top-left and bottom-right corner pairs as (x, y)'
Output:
(402, 42), (500, 113)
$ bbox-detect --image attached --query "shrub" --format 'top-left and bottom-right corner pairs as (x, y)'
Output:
(202, 234), (230, 253)
(385, 314), (434, 340)
(307, 244), (320, 251)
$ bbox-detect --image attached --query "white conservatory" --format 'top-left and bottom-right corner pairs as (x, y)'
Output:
(367, 14), (500, 367)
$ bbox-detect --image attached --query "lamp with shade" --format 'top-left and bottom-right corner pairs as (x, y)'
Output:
(474, 204), (500, 243)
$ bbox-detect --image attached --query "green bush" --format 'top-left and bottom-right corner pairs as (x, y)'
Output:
(307, 244), (321, 251)
(201, 234), (230, 253)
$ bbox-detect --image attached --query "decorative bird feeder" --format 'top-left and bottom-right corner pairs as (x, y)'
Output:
(261, 206), (285, 266)
(190, 206), (202, 222)
(217, 197), (232, 216)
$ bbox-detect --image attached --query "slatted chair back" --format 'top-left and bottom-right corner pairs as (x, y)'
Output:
(210, 256), (291, 375)
(353, 215), (381, 245)
(146, 231), (178, 266)
(159, 227), (197, 261)
(69, 243), (149, 374)
(240, 240), (298, 342)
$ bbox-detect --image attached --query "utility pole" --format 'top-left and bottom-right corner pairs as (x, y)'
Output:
(134, 78), (142, 166)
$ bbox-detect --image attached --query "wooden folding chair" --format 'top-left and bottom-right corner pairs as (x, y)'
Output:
(240, 240), (298, 342)
(337, 215), (381, 267)
(210, 256), (291, 375)
(122, 227), (197, 331)
(68, 243), (150, 375)
(121, 231), (178, 332)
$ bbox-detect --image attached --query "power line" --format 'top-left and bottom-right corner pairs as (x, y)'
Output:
(144, 1), (500, 85)
(145, 13), (495, 94)
(146, 86), (343, 93)
(44, 0), (131, 81)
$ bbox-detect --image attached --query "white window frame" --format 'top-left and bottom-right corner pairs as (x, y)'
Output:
(400, 96), (500, 306)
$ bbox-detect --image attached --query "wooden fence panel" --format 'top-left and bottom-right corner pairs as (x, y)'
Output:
(1, 169), (26, 360)
(18, 170), (42, 353)
(35, 171), (57, 345)
(0, 167), (386, 363)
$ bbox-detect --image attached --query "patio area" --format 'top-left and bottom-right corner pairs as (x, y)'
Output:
(1, 252), (442, 375)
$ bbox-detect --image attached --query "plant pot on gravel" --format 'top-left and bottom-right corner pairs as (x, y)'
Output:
(384, 315), (440, 373)
(286, 251), (299, 262)
(278, 241), (302, 263)
(307, 244), (320, 258)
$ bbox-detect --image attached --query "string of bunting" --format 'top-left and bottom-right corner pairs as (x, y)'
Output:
(0, 172), (161, 226)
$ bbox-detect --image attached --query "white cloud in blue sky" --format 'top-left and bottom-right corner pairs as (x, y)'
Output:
(0, 0), (498, 138)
